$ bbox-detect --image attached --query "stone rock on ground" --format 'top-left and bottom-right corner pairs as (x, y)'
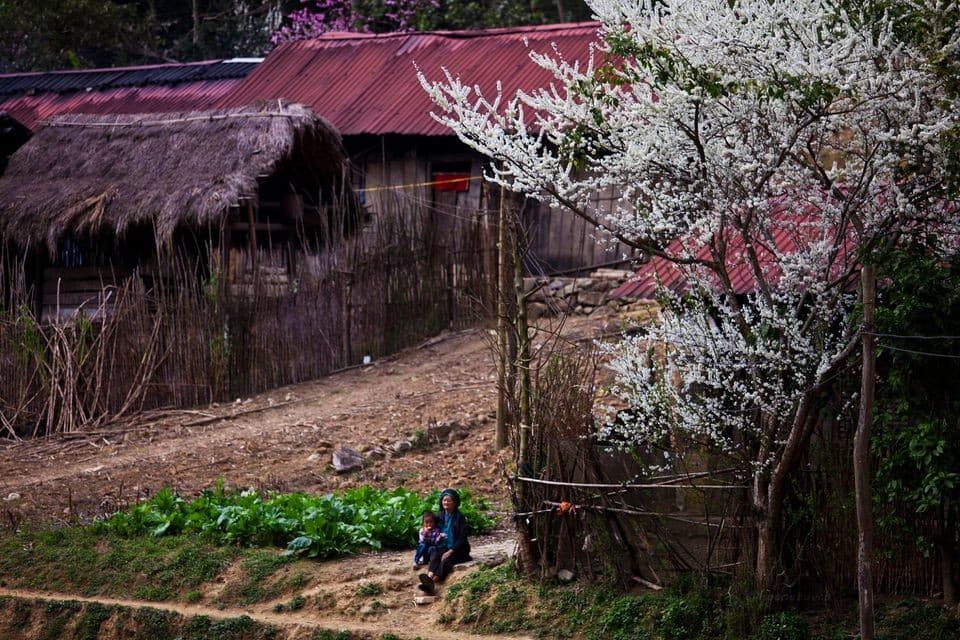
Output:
(332, 447), (364, 473)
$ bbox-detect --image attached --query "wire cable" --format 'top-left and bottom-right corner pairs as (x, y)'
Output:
(877, 343), (960, 358)
(865, 331), (960, 340)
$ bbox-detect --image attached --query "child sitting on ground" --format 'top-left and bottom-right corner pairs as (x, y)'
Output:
(413, 510), (446, 569)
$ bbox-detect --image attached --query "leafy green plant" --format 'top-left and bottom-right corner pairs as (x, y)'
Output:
(411, 429), (427, 448)
(99, 485), (496, 560)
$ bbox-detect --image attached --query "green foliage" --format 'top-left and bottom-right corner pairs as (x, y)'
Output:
(875, 601), (960, 640)
(310, 630), (351, 640)
(217, 552), (291, 606)
(183, 613), (279, 640)
(356, 582), (383, 597)
(0, 525), (236, 599)
(132, 606), (174, 639)
(411, 428), (427, 448)
(38, 601), (81, 640)
(99, 485), (496, 559)
(445, 569), (780, 640)
(753, 612), (810, 640)
(0, 0), (152, 72)
(872, 244), (960, 559)
(443, 565), (533, 633)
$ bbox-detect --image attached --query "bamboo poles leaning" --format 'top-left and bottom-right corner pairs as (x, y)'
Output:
(0, 196), (495, 437)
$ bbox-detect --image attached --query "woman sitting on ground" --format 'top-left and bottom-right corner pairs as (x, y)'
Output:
(418, 488), (471, 594)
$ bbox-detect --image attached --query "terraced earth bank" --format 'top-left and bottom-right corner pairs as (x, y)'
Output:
(0, 315), (617, 639)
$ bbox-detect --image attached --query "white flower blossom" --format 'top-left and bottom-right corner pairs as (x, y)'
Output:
(420, 0), (959, 487)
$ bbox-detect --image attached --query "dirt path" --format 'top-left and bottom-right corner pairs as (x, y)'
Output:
(0, 326), (511, 525)
(0, 535), (530, 640)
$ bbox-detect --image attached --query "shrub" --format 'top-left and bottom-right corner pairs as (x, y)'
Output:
(754, 611), (810, 640)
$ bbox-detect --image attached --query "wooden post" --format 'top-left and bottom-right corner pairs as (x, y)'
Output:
(513, 199), (532, 454)
(495, 187), (508, 450)
(482, 181), (498, 312)
(855, 263), (876, 640)
(344, 271), (353, 365)
(246, 202), (259, 285)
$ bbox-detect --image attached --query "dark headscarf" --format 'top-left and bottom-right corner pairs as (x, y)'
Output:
(438, 488), (461, 511)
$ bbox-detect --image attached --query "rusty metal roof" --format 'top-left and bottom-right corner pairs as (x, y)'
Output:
(218, 22), (600, 136)
(612, 209), (858, 299)
(0, 59), (259, 130)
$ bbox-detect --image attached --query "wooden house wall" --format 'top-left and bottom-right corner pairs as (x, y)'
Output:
(348, 136), (483, 239)
(348, 135), (635, 275)
(526, 184), (639, 274)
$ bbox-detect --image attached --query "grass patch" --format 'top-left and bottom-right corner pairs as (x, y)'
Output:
(444, 569), (768, 640)
(37, 600), (81, 640)
(443, 569), (960, 640)
(443, 565), (534, 633)
(875, 600), (960, 640)
(310, 630), (351, 640)
(356, 582), (383, 597)
(2, 597), (34, 631)
(1, 600), (279, 640)
(216, 551), (292, 606)
(273, 594), (306, 613)
(75, 602), (112, 640)
(0, 526), (237, 601)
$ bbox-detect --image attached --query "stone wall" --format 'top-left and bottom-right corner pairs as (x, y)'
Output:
(523, 268), (658, 322)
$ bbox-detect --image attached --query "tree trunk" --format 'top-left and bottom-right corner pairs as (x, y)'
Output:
(854, 264), (876, 640)
(941, 501), (957, 608)
(755, 516), (777, 594)
(940, 541), (957, 607)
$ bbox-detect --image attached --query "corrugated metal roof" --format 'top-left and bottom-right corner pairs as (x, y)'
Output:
(0, 60), (259, 130)
(218, 22), (600, 136)
(0, 60), (259, 97)
(612, 209), (858, 299)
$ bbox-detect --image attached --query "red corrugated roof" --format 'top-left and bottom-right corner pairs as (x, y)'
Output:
(612, 205), (858, 299)
(0, 60), (258, 130)
(218, 22), (600, 136)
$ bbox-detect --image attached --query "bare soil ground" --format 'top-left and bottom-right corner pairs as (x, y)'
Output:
(0, 314), (618, 639)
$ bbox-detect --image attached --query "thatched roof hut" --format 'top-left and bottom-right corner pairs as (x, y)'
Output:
(0, 101), (350, 253)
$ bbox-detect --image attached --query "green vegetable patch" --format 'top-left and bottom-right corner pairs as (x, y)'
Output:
(0, 485), (495, 604)
(98, 484), (495, 558)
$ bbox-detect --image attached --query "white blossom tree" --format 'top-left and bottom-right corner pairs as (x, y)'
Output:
(419, 0), (959, 591)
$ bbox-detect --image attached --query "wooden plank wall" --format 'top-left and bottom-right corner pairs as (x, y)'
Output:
(41, 266), (125, 321)
(526, 184), (638, 274)
(356, 139), (634, 275)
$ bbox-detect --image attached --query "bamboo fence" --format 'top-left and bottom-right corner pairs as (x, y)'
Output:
(0, 196), (493, 437)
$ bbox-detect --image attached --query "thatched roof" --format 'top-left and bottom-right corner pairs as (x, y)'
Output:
(0, 101), (348, 251)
